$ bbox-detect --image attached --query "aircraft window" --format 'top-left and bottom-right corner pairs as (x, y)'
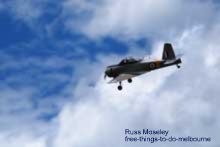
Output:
(118, 58), (139, 65)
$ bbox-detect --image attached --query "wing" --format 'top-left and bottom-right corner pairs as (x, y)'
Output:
(108, 72), (146, 84)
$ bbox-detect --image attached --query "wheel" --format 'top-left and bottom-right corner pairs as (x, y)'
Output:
(128, 79), (132, 83)
(118, 85), (123, 91)
(177, 65), (181, 69)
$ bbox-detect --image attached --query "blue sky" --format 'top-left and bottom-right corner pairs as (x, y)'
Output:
(0, 2), (157, 136)
(0, 0), (220, 147)
(0, 0), (138, 122)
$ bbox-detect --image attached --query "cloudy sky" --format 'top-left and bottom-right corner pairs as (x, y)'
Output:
(0, 0), (220, 147)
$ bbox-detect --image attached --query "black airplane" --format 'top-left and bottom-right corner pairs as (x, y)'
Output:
(104, 43), (182, 90)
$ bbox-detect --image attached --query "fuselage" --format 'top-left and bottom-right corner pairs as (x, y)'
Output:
(105, 58), (182, 78)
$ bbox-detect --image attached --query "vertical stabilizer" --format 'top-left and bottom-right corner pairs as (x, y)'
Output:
(162, 43), (176, 60)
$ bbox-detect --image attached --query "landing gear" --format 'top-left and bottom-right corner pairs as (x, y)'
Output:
(118, 85), (123, 90)
(177, 64), (181, 69)
(118, 82), (123, 91)
(128, 78), (132, 83)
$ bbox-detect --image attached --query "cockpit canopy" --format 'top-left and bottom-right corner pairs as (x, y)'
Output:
(118, 57), (141, 65)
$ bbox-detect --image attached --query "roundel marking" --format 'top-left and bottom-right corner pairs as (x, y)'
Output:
(150, 63), (156, 69)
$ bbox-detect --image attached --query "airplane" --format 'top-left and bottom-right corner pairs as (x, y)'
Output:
(104, 43), (182, 90)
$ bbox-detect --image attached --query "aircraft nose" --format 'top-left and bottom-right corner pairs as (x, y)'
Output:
(105, 67), (112, 77)
(105, 68), (110, 76)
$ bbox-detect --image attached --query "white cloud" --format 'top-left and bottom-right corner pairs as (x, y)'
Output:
(6, 0), (44, 23)
(61, 0), (101, 34)
(50, 23), (220, 147)
(0, 0), (220, 147)
(0, 133), (46, 147)
(63, 0), (217, 40)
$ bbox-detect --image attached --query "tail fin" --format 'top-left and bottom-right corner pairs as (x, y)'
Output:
(162, 43), (176, 60)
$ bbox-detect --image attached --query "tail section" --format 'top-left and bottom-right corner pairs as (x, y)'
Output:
(162, 43), (176, 60)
